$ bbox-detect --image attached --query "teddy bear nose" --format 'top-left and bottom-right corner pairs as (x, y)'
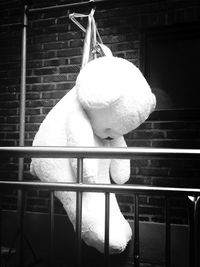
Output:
(105, 137), (113, 140)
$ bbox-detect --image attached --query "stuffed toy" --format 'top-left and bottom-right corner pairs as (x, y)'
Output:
(31, 9), (156, 254)
(30, 54), (156, 254)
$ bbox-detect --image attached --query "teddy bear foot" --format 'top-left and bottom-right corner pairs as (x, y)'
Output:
(82, 222), (132, 254)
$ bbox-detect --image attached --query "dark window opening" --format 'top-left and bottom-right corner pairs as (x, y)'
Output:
(141, 23), (200, 110)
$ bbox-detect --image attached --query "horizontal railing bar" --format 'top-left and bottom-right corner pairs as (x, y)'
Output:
(0, 146), (200, 159)
(1, 180), (200, 196)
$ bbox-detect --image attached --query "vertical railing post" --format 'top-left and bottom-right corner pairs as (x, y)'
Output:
(165, 197), (171, 267)
(18, 190), (25, 266)
(134, 194), (140, 267)
(104, 192), (110, 267)
(49, 191), (55, 267)
(76, 158), (83, 267)
(0, 203), (2, 267)
(18, 4), (27, 266)
(188, 195), (200, 267)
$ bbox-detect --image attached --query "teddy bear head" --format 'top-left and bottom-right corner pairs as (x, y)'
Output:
(76, 56), (156, 139)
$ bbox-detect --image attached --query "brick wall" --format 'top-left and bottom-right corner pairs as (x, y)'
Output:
(1, 0), (200, 224)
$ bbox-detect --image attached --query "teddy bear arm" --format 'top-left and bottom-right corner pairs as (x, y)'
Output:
(110, 136), (130, 184)
(67, 111), (98, 182)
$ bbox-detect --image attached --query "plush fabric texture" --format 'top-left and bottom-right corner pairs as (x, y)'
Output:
(31, 56), (156, 254)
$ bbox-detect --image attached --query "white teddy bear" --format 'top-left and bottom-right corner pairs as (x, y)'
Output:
(30, 55), (156, 254)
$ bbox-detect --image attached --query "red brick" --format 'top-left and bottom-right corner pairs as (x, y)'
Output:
(26, 76), (42, 84)
(27, 60), (43, 69)
(58, 32), (82, 41)
(31, 84), (56, 91)
(126, 140), (151, 147)
(34, 67), (57, 76)
(129, 130), (165, 140)
(43, 42), (65, 50)
(26, 92), (40, 100)
(59, 66), (80, 74)
(25, 124), (40, 132)
(42, 91), (65, 99)
(56, 82), (74, 90)
(42, 107), (52, 115)
(0, 101), (18, 108)
(26, 108), (41, 116)
(30, 51), (56, 60)
(27, 99), (54, 108)
(32, 18), (56, 28)
(69, 39), (83, 48)
(69, 56), (82, 65)
(30, 34), (57, 44)
(57, 48), (82, 57)
(29, 115), (46, 124)
(44, 59), (65, 67)
(43, 74), (68, 83)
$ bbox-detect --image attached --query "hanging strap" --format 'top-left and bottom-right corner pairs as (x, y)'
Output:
(81, 9), (94, 68)
(69, 8), (113, 69)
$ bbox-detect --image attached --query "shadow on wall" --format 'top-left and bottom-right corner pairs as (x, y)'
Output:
(152, 87), (174, 110)
(1, 210), (189, 267)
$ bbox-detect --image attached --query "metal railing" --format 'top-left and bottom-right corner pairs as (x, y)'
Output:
(0, 146), (200, 267)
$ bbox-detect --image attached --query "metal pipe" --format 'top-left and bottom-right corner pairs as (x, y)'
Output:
(28, 0), (136, 13)
(50, 191), (55, 267)
(76, 158), (83, 267)
(104, 192), (110, 267)
(134, 194), (140, 267)
(17, 2), (27, 206)
(18, 4), (27, 154)
(1, 180), (200, 196)
(17, 5), (27, 266)
(1, 146), (200, 159)
(28, 0), (96, 13)
(165, 197), (171, 267)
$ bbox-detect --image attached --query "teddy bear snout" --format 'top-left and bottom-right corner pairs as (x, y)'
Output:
(105, 137), (113, 140)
